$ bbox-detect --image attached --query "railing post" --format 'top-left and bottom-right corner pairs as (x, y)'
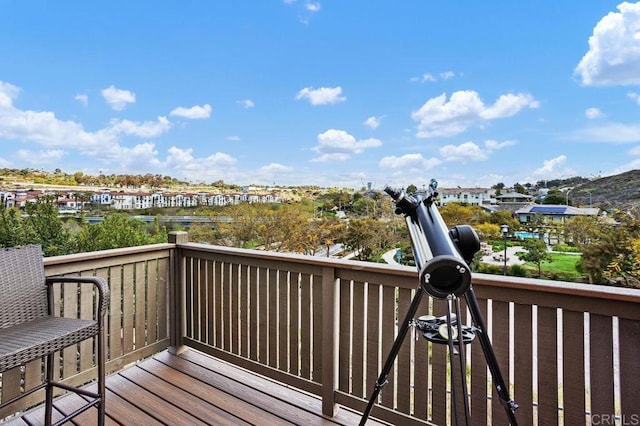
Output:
(321, 265), (340, 417)
(168, 231), (188, 355)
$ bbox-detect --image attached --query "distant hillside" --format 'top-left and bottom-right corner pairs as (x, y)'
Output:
(570, 169), (640, 210)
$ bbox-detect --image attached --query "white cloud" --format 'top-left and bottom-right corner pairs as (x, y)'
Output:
(438, 139), (515, 164)
(101, 85), (136, 111)
(0, 81), (167, 161)
(421, 73), (436, 83)
(629, 145), (640, 156)
(74, 93), (88, 107)
(575, 2), (640, 86)
(105, 142), (161, 169)
(16, 149), (65, 166)
(363, 116), (382, 129)
(0, 103), (98, 149)
(170, 104), (212, 119)
(0, 81), (247, 182)
(484, 139), (517, 150)
(480, 93), (540, 119)
(311, 153), (351, 162)
(226, 135), (241, 141)
(106, 116), (172, 138)
(164, 146), (236, 171)
(411, 71), (455, 83)
(296, 86), (346, 105)
(609, 157), (640, 175)
(585, 107), (604, 119)
(0, 81), (20, 108)
(379, 153), (441, 170)
(411, 90), (538, 138)
(628, 92), (640, 105)
(236, 99), (255, 109)
(532, 155), (576, 178)
(311, 129), (381, 162)
(286, 0), (321, 24)
(568, 122), (640, 143)
(259, 163), (293, 173)
(440, 141), (489, 163)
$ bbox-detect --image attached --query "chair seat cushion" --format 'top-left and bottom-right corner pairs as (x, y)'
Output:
(0, 316), (99, 372)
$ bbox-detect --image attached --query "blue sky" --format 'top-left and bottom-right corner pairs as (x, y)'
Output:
(1, 1), (640, 189)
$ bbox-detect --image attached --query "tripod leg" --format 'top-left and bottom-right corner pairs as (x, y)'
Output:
(444, 298), (462, 426)
(452, 297), (471, 425)
(464, 288), (519, 425)
(360, 287), (426, 425)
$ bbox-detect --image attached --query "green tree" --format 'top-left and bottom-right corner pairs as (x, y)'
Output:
(0, 206), (29, 248)
(515, 238), (551, 277)
(487, 210), (520, 232)
(406, 184), (418, 194)
(75, 214), (166, 252)
(513, 183), (527, 194)
(352, 197), (378, 217)
(341, 218), (392, 261)
(563, 216), (599, 246)
(473, 222), (501, 241)
(24, 199), (74, 256)
(439, 203), (487, 227)
(315, 215), (346, 257)
(542, 188), (566, 205)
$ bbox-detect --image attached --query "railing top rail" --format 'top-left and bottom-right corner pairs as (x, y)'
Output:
(472, 273), (640, 304)
(178, 242), (640, 305)
(44, 243), (176, 266)
(179, 242), (416, 276)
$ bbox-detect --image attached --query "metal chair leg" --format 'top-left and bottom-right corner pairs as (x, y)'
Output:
(97, 322), (106, 426)
(44, 353), (54, 426)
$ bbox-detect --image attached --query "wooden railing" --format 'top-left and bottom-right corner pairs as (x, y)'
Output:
(2, 237), (640, 425)
(0, 243), (174, 418)
(176, 241), (640, 426)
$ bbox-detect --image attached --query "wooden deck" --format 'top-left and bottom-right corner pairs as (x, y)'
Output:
(2, 349), (389, 426)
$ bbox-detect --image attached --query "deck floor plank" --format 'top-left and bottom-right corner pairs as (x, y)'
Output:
(173, 350), (388, 426)
(2, 349), (390, 426)
(106, 373), (211, 426)
(137, 357), (293, 426)
(156, 352), (337, 425)
(51, 392), (118, 426)
(118, 365), (250, 426)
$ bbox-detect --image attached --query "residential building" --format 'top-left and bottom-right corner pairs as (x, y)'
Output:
(515, 204), (599, 224)
(437, 187), (496, 206)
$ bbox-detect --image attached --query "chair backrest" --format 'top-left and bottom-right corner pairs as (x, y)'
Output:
(0, 245), (48, 329)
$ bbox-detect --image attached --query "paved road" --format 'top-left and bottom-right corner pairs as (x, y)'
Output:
(382, 248), (401, 265)
(381, 246), (526, 266)
(481, 246), (526, 266)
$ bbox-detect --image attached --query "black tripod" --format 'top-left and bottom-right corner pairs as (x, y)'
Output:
(359, 180), (518, 425)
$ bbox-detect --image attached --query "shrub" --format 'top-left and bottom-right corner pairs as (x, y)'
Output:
(552, 243), (581, 253)
(475, 262), (504, 275)
(509, 264), (530, 277)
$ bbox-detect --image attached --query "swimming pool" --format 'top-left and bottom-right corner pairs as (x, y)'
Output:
(514, 231), (542, 239)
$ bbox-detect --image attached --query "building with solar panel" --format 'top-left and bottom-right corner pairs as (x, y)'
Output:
(514, 204), (600, 224)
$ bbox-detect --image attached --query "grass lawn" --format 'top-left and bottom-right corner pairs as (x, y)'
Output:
(525, 252), (581, 276)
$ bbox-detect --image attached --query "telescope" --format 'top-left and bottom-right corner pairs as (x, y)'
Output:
(384, 180), (479, 298)
(360, 179), (518, 425)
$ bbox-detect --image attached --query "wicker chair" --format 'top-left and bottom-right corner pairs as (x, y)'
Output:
(0, 245), (109, 426)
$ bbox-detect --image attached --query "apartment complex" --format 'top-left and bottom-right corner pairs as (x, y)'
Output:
(0, 189), (279, 211)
